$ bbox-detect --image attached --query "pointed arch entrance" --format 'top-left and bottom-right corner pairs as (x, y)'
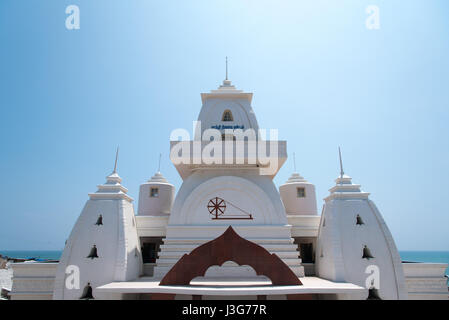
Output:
(159, 226), (302, 286)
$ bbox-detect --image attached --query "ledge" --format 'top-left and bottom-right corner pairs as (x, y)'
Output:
(96, 276), (365, 296)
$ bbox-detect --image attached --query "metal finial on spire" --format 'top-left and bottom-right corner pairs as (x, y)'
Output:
(113, 146), (119, 173)
(338, 146), (344, 178)
(293, 152), (297, 173)
(225, 56), (228, 80)
(157, 153), (162, 172)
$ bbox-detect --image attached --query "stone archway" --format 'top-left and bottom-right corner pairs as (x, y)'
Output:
(159, 226), (302, 286)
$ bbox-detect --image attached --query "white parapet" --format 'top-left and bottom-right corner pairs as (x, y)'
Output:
(136, 215), (170, 237)
(287, 215), (321, 237)
(402, 262), (448, 300)
(9, 263), (58, 300)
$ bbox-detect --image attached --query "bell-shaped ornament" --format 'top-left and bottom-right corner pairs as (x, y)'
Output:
(87, 245), (99, 259)
(362, 245), (374, 259)
(95, 215), (103, 226)
(367, 288), (381, 300)
(79, 283), (94, 300)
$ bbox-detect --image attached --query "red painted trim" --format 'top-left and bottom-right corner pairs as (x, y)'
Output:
(159, 226), (302, 286)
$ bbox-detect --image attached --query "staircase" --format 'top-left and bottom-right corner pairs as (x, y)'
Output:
(153, 237), (305, 278)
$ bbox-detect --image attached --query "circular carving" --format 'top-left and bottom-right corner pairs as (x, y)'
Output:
(207, 197), (226, 217)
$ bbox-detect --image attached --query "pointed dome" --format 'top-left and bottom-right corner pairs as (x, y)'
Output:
(89, 171), (133, 202)
(197, 77), (258, 140)
(147, 171), (168, 183)
(285, 172), (307, 183)
(215, 79), (239, 91)
(325, 174), (370, 201)
(200, 78), (253, 104)
(105, 171), (122, 183)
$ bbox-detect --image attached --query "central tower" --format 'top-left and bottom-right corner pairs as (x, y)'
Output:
(154, 76), (304, 278)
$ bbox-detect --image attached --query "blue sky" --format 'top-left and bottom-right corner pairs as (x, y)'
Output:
(0, 1), (448, 250)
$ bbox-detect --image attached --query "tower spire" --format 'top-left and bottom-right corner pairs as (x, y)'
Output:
(338, 146), (344, 178)
(113, 146), (119, 173)
(225, 56), (228, 80)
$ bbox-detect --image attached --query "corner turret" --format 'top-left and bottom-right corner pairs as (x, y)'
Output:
(315, 150), (407, 299)
(280, 172), (318, 215)
(137, 171), (175, 216)
(53, 151), (141, 299)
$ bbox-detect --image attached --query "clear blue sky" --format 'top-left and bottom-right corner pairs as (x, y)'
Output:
(0, 1), (448, 251)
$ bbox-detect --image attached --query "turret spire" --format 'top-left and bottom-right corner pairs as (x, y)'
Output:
(113, 146), (119, 173)
(158, 153), (162, 172)
(338, 146), (344, 179)
(293, 152), (297, 173)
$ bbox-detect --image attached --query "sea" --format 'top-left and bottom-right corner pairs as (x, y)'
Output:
(1, 250), (448, 274)
(0, 250), (62, 261)
(400, 251), (449, 275)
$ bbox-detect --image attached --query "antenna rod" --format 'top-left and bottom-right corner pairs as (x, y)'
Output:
(225, 56), (228, 80)
(158, 153), (162, 172)
(113, 146), (119, 173)
(338, 146), (344, 178)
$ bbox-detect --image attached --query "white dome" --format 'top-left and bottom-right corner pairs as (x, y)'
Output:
(196, 79), (259, 139)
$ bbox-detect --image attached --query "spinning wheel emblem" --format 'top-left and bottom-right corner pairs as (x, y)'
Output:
(207, 197), (253, 220)
(207, 197), (226, 217)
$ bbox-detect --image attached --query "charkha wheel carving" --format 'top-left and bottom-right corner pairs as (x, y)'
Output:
(207, 197), (226, 217)
(207, 197), (253, 220)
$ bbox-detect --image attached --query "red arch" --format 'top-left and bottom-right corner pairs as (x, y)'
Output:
(159, 226), (302, 286)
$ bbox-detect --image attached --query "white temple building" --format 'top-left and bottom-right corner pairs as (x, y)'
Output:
(9, 73), (448, 300)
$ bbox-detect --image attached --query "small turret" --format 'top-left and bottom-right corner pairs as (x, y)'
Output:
(279, 172), (317, 215)
(137, 171), (175, 216)
(315, 148), (407, 300)
(53, 149), (142, 300)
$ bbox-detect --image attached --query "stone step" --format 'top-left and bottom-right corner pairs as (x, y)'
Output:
(155, 257), (302, 267)
(159, 243), (299, 252)
(157, 250), (300, 260)
(152, 265), (305, 277)
(162, 238), (295, 245)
